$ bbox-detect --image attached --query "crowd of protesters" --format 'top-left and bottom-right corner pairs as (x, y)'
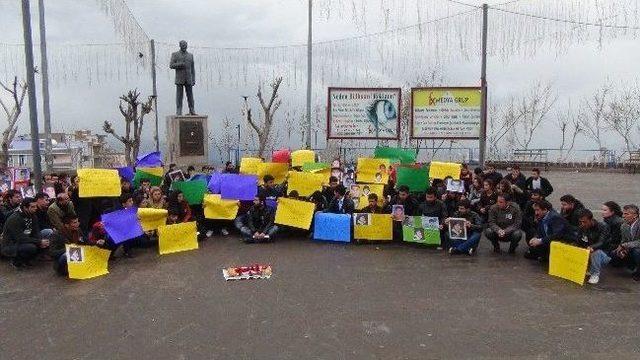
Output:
(1, 160), (638, 286)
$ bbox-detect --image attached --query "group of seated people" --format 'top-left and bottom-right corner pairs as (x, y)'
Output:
(0, 162), (638, 286)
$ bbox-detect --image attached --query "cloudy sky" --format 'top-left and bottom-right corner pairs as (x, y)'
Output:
(0, 0), (639, 163)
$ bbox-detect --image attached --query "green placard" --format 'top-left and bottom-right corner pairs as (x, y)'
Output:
(133, 170), (163, 188)
(402, 216), (441, 245)
(171, 180), (207, 205)
(396, 166), (429, 192)
(374, 147), (417, 164)
(302, 162), (330, 172)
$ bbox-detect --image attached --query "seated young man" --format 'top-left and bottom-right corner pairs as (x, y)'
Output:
(385, 185), (419, 242)
(419, 188), (448, 248)
(50, 215), (93, 276)
(1, 198), (50, 269)
(358, 193), (385, 214)
(484, 194), (523, 254)
(47, 192), (76, 233)
(526, 199), (572, 261)
(258, 175), (284, 199)
(610, 204), (640, 281)
(325, 185), (355, 215)
(573, 209), (611, 285)
(321, 176), (340, 205)
(559, 194), (585, 239)
(34, 192), (54, 238)
(446, 199), (483, 256)
(522, 189), (544, 243)
(235, 195), (279, 243)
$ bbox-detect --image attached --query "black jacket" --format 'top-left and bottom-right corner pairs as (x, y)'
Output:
(536, 210), (573, 245)
(449, 210), (484, 233)
(0, 209), (41, 257)
(418, 200), (448, 223)
(326, 197), (355, 215)
(574, 220), (610, 250)
(525, 176), (554, 197)
(604, 215), (625, 250)
(385, 195), (419, 217)
(246, 205), (275, 233)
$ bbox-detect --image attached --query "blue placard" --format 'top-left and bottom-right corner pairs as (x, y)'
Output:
(313, 213), (351, 242)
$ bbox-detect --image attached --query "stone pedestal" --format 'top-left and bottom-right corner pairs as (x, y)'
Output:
(166, 115), (209, 165)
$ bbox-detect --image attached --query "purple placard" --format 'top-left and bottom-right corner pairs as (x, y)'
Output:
(136, 151), (163, 167)
(208, 172), (232, 194)
(220, 174), (258, 201)
(101, 207), (144, 244)
(117, 166), (135, 183)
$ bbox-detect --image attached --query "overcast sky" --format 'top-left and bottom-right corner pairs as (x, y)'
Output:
(1, 0), (639, 162)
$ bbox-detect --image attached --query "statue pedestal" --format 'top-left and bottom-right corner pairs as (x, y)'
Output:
(166, 115), (209, 166)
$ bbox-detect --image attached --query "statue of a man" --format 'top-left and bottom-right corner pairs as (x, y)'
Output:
(169, 40), (196, 115)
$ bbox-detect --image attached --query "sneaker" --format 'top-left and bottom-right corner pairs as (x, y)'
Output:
(468, 248), (474, 256)
(221, 228), (230, 236)
(448, 247), (454, 255)
(587, 274), (600, 285)
(205, 230), (214, 238)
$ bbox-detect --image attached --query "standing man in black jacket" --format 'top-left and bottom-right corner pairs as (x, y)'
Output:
(525, 168), (554, 198)
(1, 198), (50, 268)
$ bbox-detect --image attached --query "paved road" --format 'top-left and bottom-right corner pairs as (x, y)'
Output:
(1, 171), (639, 359)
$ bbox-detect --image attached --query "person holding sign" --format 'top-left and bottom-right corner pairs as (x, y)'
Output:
(446, 200), (483, 256)
(573, 209), (611, 285)
(484, 194), (523, 254)
(50, 215), (92, 276)
(526, 200), (572, 262)
(418, 188), (448, 248)
(325, 185), (355, 215)
(358, 194), (386, 214)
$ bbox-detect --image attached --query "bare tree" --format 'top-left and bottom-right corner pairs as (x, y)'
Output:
(512, 82), (557, 150)
(245, 77), (283, 158)
(487, 100), (520, 159)
(604, 85), (640, 156)
(0, 77), (28, 169)
(556, 107), (583, 162)
(210, 116), (235, 162)
(103, 89), (153, 166)
(579, 83), (611, 150)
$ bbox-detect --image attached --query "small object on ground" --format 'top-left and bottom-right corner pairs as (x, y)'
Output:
(205, 230), (214, 238)
(223, 264), (272, 281)
(221, 228), (229, 236)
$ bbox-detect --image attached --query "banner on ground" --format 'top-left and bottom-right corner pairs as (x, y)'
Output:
(353, 213), (393, 241)
(137, 208), (168, 231)
(66, 244), (110, 280)
(220, 174), (258, 201)
(239, 157), (263, 175)
(396, 166), (429, 192)
(158, 221), (199, 255)
(402, 216), (441, 245)
(356, 158), (390, 184)
(411, 87), (482, 139)
(291, 150), (315, 168)
(429, 161), (461, 180)
(313, 213), (351, 242)
(549, 241), (590, 286)
(203, 194), (239, 220)
(78, 169), (121, 198)
(349, 183), (384, 210)
(257, 162), (289, 185)
(171, 180), (207, 205)
(327, 87), (401, 140)
(287, 171), (325, 197)
(374, 146), (417, 164)
(102, 207), (144, 244)
(274, 198), (315, 230)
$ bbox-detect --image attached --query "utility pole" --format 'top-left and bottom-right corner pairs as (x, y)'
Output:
(37, 0), (53, 172)
(305, 0), (313, 149)
(22, 0), (42, 189)
(478, 3), (489, 167)
(150, 39), (159, 152)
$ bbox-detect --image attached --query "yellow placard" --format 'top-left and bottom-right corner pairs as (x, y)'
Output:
(240, 157), (263, 175)
(291, 150), (316, 168)
(137, 166), (164, 178)
(354, 213), (393, 241)
(137, 208), (168, 231)
(287, 171), (325, 197)
(429, 161), (461, 180)
(203, 194), (239, 220)
(274, 197), (315, 230)
(549, 241), (590, 286)
(257, 162), (289, 185)
(356, 158), (390, 184)
(158, 221), (199, 255)
(78, 169), (121, 198)
(348, 183), (385, 210)
(66, 244), (111, 280)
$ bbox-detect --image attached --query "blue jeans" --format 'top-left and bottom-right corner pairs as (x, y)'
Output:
(450, 231), (481, 253)
(40, 228), (54, 238)
(589, 249), (611, 276)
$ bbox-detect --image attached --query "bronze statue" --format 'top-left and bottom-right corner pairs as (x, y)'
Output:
(169, 40), (196, 115)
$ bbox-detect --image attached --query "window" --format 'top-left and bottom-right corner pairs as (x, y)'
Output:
(18, 155), (25, 166)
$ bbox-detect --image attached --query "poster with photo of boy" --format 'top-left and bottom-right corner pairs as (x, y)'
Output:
(354, 213), (370, 226)
(446, 178), (465, 193)
(448, 218), (468, 240)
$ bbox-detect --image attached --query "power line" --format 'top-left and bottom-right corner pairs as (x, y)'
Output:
(491, 6), (640, 30)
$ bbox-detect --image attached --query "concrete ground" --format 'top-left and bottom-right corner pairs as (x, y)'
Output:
(1, 171), (639, 359)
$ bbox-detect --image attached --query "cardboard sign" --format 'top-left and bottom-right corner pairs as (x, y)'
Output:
(353, 213), (393, 241)
(549, 241), (590, 286)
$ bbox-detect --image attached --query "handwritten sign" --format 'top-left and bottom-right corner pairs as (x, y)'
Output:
(549, 241), (590, 286)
